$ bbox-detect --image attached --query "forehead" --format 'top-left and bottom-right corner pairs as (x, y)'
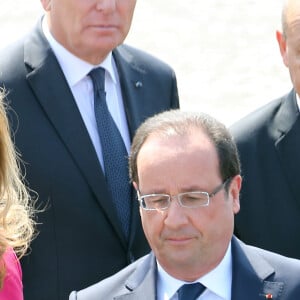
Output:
(285, 1), (300, 32)
(141, 128), (214, 152)
(137, 129), (220, 181)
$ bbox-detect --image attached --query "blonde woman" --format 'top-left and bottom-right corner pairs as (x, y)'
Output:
(0, 90), (34, 300)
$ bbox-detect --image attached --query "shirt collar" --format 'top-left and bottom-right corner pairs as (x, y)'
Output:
(296, 92), (300, 111)
(157, 242), (232, 299)
(200, 243), (232, 299)
(41, 16), (117, 87)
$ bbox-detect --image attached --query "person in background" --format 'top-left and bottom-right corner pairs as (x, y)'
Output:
(0, 90), (34, 300)
(0, 0), (179, 299)
(230, 0), (300, 259)
(70, 110), (300, 300)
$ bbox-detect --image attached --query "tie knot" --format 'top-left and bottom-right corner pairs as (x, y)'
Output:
(177, 282), (206, 300)
(89, 67), (106, 92)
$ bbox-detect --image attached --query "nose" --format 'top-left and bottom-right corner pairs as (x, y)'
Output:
(96, 0), (116, 12)
(164, 196), (189, 229)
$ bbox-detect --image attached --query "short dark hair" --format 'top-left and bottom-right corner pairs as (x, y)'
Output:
(129, 110), (240, 186)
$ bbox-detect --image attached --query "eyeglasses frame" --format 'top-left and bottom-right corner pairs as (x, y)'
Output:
(137, 177), (233, 211)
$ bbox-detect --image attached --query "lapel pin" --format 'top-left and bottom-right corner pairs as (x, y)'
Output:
(135, 81), (143, 88)
(265, 294), (273, 299)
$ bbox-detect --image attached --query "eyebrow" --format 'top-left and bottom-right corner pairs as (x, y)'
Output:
(139, 185), (209, 195)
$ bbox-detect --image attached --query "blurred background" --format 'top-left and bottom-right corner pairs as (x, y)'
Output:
(0, 0), (291, 126)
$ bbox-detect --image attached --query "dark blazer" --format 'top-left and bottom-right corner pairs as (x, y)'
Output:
(0, 20), (179, 300)
(230, 89), (300, 259)
(69, 237), (300, 299)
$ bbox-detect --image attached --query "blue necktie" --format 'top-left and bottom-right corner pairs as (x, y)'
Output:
(89, 67), (131, 239)
(177, 282), (206, 300)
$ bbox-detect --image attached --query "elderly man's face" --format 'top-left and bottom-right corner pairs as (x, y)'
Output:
(41, 0), (137, 64)
(135, 129), (241, 281)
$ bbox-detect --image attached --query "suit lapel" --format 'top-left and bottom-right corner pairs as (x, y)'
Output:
(23, 21), (127, 247)
(113, 46), (146, 138)
(231, 237), (284, 299)
(113, 46), (151, 247)
(273, 90), (300, 209)
(115, 253), (157, 300)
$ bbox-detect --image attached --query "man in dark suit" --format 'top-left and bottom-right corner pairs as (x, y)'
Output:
(0, 1), (179, 299)
(230, 0), (300, 259)
(70, 110), (300, 300)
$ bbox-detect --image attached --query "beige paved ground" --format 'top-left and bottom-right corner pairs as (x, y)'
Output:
(0, 0), (291, 125)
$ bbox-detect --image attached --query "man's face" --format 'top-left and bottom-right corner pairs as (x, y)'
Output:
(135, 129), (241, 281)
(277, 10), (300, 95)
(41, 0), (137, 64)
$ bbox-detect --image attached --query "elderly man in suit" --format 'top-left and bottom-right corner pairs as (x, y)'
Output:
(230, 0), (300, 259)
(0, 0), (179, 299)
(70, 110), (300, 300)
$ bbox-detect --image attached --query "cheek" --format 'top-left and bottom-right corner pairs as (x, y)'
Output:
(286, 51), (300, 71)
(140, 212), (153, 237)
(140, 212), (164, 242)
(202, 203), (234, 230)
(119, 6), (135, 29)
(288, 59), (300, 88)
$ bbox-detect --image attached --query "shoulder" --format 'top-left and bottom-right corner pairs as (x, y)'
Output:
(230, 92), (292, 144)
(236, 237), (300, 278)
(230, 96), (285, 135)
(232, 238), (300, 297)
(70, 254), (153, 300)
(246, 244), (300, 294)
(0, 20), (46, 83)
(0, 34), (36, 88)
(114, 44), (176, 75)
(0, 39), (25, 76)
(246, 243), (300, 269)
(0, 248), (23, 300)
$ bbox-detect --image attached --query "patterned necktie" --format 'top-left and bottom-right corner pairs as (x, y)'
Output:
(177, 282), (206, 300)
(89, 67), (131, 239)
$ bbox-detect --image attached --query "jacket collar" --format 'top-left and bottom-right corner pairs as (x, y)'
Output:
(114, 253), (157, 299)
(231, 237), (284, 300)
(115, 238), (285, 299)
(272, 89), (300, 209)
(273, 89), (299, 139)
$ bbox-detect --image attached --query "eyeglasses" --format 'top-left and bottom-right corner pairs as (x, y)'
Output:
(137, 178), (232, 211)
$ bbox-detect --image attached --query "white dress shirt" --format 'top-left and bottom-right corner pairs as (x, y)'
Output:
(156, 243), (232, 300)
(42, 17), (131, 171)
(296, 93), (300, 112)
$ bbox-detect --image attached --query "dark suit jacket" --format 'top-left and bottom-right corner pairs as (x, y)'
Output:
(0, 20), (179, 300)
(69, 237), (300, 299)
(230, 89), (300, 259)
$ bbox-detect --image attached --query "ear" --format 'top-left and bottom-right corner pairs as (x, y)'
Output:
(276, 30), (289, 67)
(40, 0), (51, 11)
(133, 182), (143, 214)
(228, 175), (241, 214)
(133, 181), (138, 191)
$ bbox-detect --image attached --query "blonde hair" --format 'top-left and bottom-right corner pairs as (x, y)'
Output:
(0, 89), (35, 285)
